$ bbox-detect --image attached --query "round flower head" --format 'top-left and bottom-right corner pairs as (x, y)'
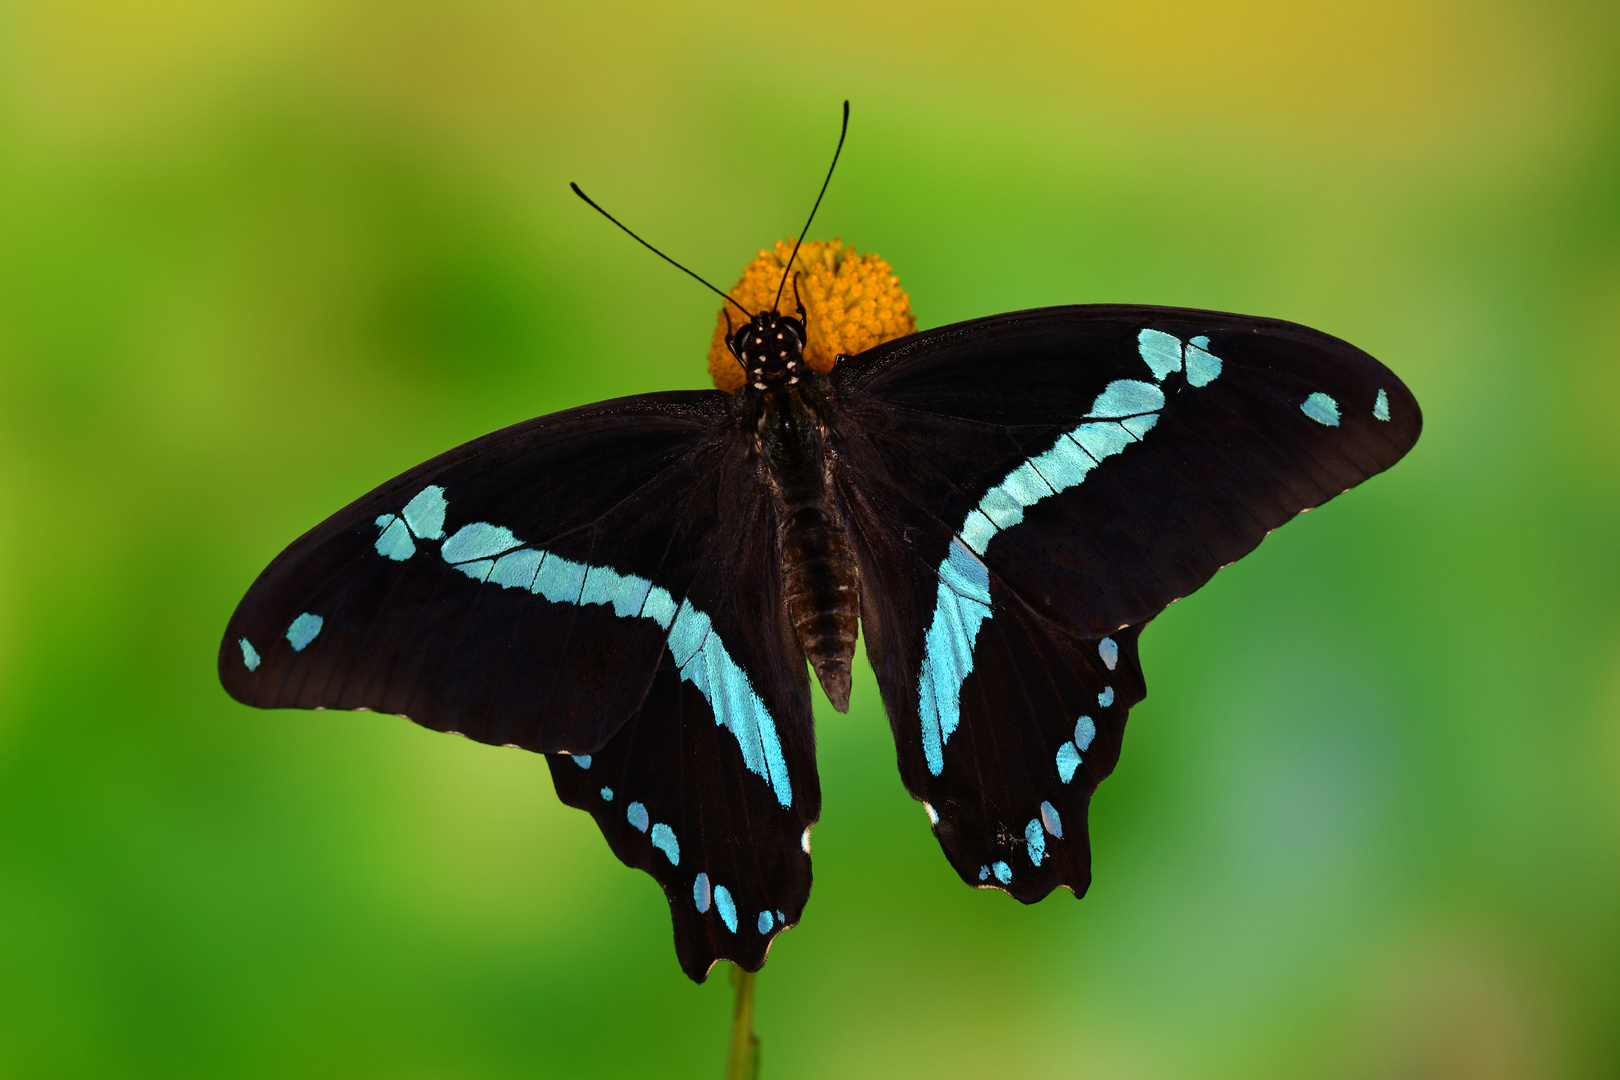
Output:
(708, 239), (915, 393)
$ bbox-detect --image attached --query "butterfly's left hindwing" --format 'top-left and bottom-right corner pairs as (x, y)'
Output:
(220, 390), (819, 980)
(548, 444), (818, 979)
(832, 304), (1420, 899)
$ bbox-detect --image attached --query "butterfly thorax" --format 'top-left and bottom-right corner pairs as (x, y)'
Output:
(731, 312), (860, 712)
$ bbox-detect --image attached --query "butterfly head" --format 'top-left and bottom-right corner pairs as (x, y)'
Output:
(730, 312), (808, 391)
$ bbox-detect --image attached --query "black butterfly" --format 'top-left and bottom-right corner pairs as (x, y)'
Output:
(218, 108), (1421, 983)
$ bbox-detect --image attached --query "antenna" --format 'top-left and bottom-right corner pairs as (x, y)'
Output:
(570, 182), (752, 319)
(773, 100), (851, 313)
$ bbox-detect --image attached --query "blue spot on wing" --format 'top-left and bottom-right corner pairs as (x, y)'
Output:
(627, 802), (649, 833)
(650, 823), (679, 865)
(993, 861), (1012, 885)
(1301, 392), (1341, 426)
(1056, 741), (1081, 782)
(1374, 388), (1391, 421)
(373, 515), (415, 561)
(600, 787), (613, 801)
(757, 910), (774, 934)
(1185, 337), (1222, 387)
(238, 637), (260, 671)
(1137, 328), (1183, 380)
(1098, 637), (1118, 670)
(1025, 819), (1046, 866)
(1074, 715), (1096, 751)
(401, 486), (447, 540)
(714, 886), (738, 932)
(694, 873), (711, 913)
(286, 613), (323, 652)
(1098, 686), (1114, 707)
(1040, 800), (1063, 839)
(978, 865), (990, 881)
(571, 754), (591, 769)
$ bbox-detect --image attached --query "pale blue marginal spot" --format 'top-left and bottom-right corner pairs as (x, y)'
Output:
(532, 554), (587, 604)
(776, 910), (785, 924)
(714, 886), (738, 933)
(650, 823), (679, 866)
(238, 638), (260, 672)
(640, 586), (677, 629)
(917, 538), (992, 775)
(626, 801), (649, 833)
(441, 521), (522, 563)
(1085, 379), (1165, 419)
(1074, 716), (1096, 751)
(1026, 819), (1046, 866)
(1122, 413), (1159, 439)
(1185, 336), (1222, 388)
(286, 613), (323, 652)
(758, 910), (774, 934)
(489, 549), (543, 590)
(1302, 392), (1342, 427)
(993, 861), (1013, 885)
(1056, 741), (1081, 783)
(1374, 388), (1391, 421)
(694, 873), (712, 913)
(454, 559), (494, 584)
(1040, 800), (1063, 839)
(373, 515), (416, 561)
(401, 485), (447, 540)
(978, 865), (990, 882)
(600, 787), (613, 801)
(571, 754), (591, 769)
(924, 802), (939, 826)
(1137, 328), (1184, 381)
(1098, 637), (1118, 671)
(1098, 686), (1114, 707)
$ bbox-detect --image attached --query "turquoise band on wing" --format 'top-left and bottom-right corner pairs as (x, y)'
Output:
(916, 328), (1224, 778)
(368, 485), (793, 810)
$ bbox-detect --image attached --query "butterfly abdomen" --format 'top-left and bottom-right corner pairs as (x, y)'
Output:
(756, 379), (860, 712)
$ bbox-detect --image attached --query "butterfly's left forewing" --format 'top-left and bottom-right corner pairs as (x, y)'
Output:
(832, 304), (1420, 898)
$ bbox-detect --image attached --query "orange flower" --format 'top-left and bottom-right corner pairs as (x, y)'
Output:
(706, 239), (915, 393)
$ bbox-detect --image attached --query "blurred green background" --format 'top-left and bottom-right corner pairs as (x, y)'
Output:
(2, 1), (1617, 1076)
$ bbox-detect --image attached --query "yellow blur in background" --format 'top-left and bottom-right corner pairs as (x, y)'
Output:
(1, 1), (1617, 1077)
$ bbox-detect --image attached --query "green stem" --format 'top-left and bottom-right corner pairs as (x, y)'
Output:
(725, 964), (760, 1080)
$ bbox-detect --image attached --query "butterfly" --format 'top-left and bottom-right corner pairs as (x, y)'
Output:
(218, 106), (1421, 982)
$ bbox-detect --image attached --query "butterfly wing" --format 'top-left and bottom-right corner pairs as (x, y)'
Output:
(831, 304), (1420, 897)
(220, 390), (819, 979)
(548, 441), (817, 979)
